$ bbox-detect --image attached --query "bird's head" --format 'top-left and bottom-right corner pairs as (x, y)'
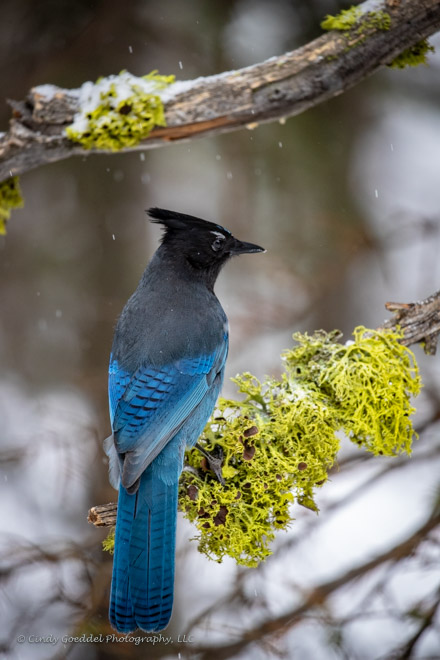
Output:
(147, 207), (265, 284)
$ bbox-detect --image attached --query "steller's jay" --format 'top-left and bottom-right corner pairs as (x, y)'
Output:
(105, 208), (264, 632)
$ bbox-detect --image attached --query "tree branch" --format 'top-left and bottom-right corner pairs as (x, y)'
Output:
(378, 289), (440, 355)
(2, 0), (440, 181)
(87, 288), (440, 528)
(87, 502), (117, 527)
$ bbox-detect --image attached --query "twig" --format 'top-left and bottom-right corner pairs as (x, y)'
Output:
(87, 502), (118, 527)
(394, 587), (440, 659)
(378, 289), (440, 355)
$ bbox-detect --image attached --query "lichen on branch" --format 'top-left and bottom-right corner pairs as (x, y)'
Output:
(320, 4), (435, 68)
(0, 176), (24, 234)
(178, 326), (420, 567)
(65, 70), (175, 151)
(389, 39), (435, 69)
(101, 326), (421, 564)
(320, 6), (391, 33)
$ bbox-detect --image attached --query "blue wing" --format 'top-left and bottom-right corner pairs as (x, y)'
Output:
(108, 337), (228, 490)
(109, 357), (131, 422)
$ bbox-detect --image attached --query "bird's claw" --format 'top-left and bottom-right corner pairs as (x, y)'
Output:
(195, 442), (225, 485)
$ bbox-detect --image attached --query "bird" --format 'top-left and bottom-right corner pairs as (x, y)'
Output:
(104, 207), (265, 633)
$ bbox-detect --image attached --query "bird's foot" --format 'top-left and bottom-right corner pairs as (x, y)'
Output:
(195, 443), (225, 485)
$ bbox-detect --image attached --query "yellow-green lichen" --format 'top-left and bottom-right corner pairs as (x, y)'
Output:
(66, 70), (175, 151)
(389, 40), (435, 69)
(363, 10), (391, 31)
(321, 6), (362, 31)
(103, 327), (421, 566)
(102, 527), (115, 554)
(0, 176), (24, 234)
(321, 7), (390, 33)
(179, 327), (420, 567)
(286, 327), (421, 456)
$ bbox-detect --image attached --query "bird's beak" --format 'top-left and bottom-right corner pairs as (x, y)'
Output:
(230, 238), (266, 256)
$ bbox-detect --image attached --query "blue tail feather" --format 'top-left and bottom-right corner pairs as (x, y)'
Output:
(109, 486), (136, 632)
(109, 468), (177, 632)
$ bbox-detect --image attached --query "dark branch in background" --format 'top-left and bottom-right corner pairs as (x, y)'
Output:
(1, 0), (440, 180)
(188, 499), (440, 660)
(0, 539), (97, 658)
(87, 288), (440, 528)
(397, 586), (440, 659)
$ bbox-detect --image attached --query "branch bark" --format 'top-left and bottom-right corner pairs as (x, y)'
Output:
(378, 289), (440, 355)
(87, 502), (117, 527)
(2, 0), (440, 181)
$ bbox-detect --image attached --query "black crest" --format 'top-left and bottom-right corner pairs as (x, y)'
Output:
(146, 207), (264, 288)
(147, 207), (231, 238)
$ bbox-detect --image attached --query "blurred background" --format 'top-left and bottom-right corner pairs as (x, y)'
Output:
(1, 1), (440, 658)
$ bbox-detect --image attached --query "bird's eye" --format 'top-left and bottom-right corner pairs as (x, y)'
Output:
(211, 237), (224, 252)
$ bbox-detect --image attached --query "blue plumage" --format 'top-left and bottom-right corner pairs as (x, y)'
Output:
(106, 207), (264, 632)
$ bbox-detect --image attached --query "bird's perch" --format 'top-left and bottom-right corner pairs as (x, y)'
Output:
(88, 288), (440, 528)
(2, 0), (440, 181)
(378, 290), (440, 355)
(87, 502), (117, 527)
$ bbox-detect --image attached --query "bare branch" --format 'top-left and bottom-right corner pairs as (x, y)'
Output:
(1, 0), (440, 181)
(378, 290), (440, 355)
(396, 587), (440, 658)
(87, 502), (117, 527)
